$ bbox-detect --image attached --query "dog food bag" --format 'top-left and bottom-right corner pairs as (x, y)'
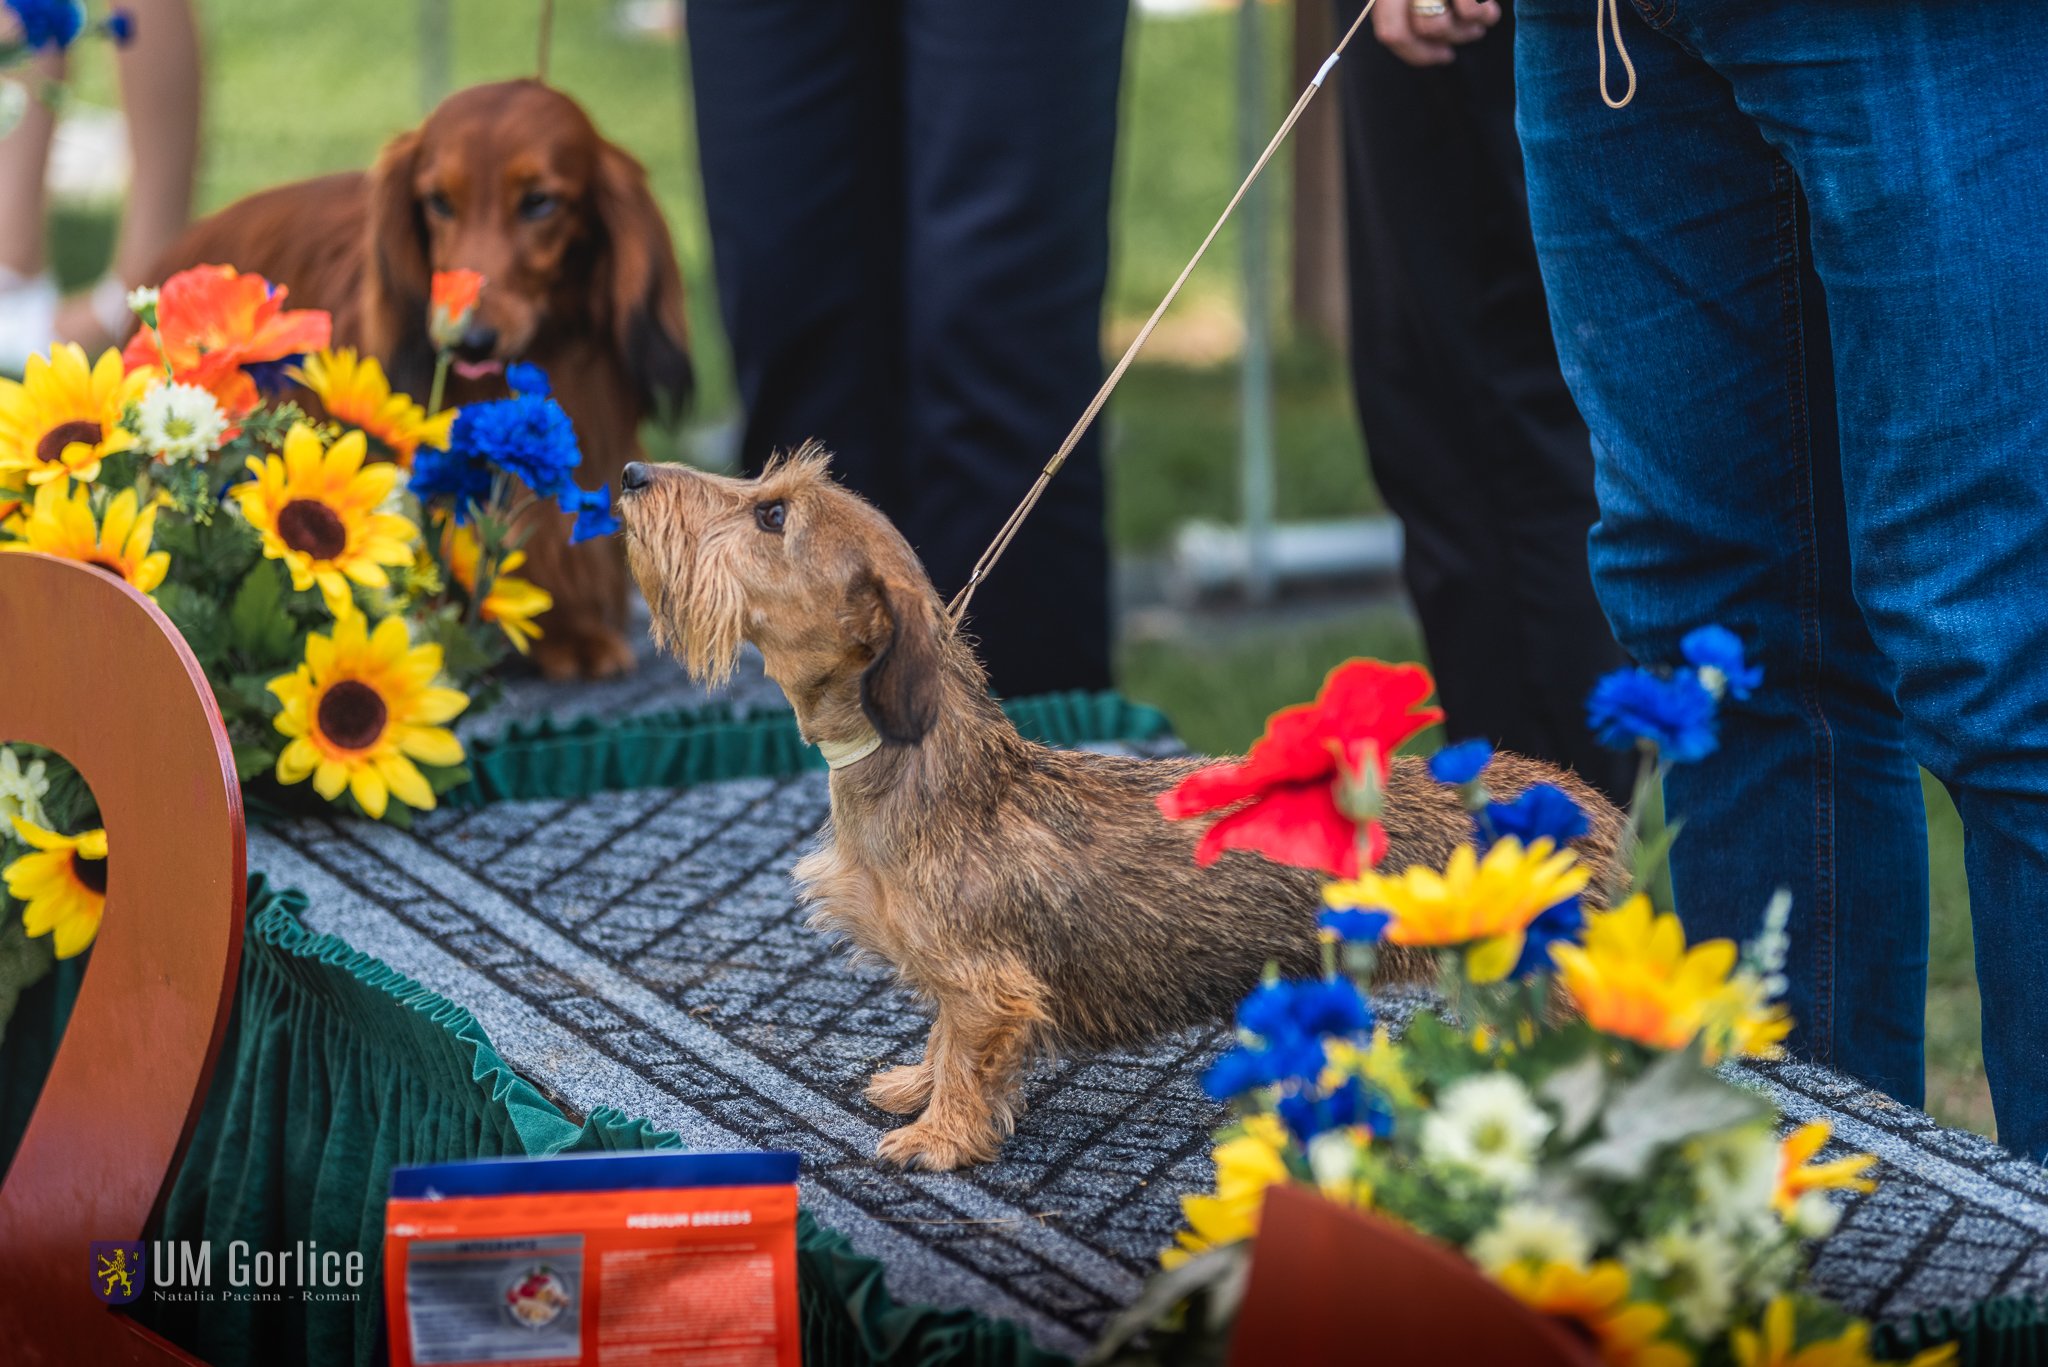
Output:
(384, 1149), (801, 1367)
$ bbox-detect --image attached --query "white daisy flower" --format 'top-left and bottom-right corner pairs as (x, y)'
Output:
(125, 285), (160, 316)
(0, 745), (50, 830)
(1307, 1128), (1367, 1200)
(134, 381), (228, 465)
(1420, 1072), (1553, 1192)
(1790, 1189), (1844, 1240)
(1469, 1200), (1594, 1274)
(1625, 1224), (1739, 1339)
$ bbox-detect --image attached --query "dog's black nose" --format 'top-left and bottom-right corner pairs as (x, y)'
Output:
(455, 324), (499, 360)
(621, 461), (653, 495)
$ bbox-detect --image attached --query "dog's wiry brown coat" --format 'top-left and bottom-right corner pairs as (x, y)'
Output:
(621, 449), (1627, 1170)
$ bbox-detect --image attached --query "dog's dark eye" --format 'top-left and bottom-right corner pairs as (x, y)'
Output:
(424, 191), (456, 220)
(518, 190), (558, 221)
(754, 500), (787, 534)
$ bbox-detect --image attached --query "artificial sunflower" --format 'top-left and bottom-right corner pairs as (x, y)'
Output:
(233, 424), (419, 612)
(1161, 1114), (1289, 1269)
(440, 521), (552, 654)
(1550, 896), (1771, 1060)
(0, 482), (170, 594)
(1731, 1295), (1954, 1367)
(293, 348), (453, 466)
(1493, 1259), (1693, 1367)
(0, 343), (150, 486)
(266, 608), (468, 819)
(4, 818), (108, 958)
(1323, 836), (1589, 983)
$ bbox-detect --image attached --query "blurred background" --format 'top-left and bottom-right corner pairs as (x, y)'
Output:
(35, 0), (1990, 1137)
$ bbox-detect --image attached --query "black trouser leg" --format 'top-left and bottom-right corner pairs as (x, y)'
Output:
(1335, 0), (1632, 801)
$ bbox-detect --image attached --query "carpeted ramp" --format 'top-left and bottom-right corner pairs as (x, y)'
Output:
(246, 631), (2048, 1358)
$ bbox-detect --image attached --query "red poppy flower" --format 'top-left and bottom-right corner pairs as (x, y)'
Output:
(429, 269), (485, 351)
(122, 265), (332, 419)
(1158, 659), (1442, 877)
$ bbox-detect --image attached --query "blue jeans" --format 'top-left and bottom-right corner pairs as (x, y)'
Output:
(1516, 0), (2048, 1158)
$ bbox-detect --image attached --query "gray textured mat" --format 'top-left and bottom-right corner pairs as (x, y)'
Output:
(257, 640), (2047, 1354)
(253, 774), (1250, 1357)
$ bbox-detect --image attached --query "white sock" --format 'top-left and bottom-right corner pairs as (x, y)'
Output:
(0, 267), (58, 375)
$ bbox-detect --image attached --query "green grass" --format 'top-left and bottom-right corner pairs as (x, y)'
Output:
(45, 3), (1992, 1138)
(1104, 345), (1372, 553)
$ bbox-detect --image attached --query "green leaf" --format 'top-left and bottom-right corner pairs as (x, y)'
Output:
(0, 918), (56, 1049)
(183, 511), (263, 586)
(420, 763), (472, 797)
(224, 672), (284, 723)
(1570, 1045), (1770, 1181)
(228, 563), (295, 660)
(231, 743), (279, 784)
(1629, 817), (1685, 901)
(413, 603), (499, 679)
(28, 755), (98, 832)
(1538, 1054), (1607, 1145)
(153, 582), (229, 669)
(1081, 1245), (1247, 1367)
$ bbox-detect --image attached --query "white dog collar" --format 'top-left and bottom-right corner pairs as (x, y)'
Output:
(817, 730), (883, 771)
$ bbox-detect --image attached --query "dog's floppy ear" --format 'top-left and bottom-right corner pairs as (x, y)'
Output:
(592, 140), (694, 420)
(362, 128), (435, 392)
(855, 573), (944, 746)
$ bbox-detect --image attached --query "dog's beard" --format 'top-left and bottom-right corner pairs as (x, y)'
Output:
(628, 526), (746, 686)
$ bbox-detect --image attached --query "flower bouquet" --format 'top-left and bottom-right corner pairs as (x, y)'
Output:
(0, 262), (616, 1003)
(1090, 636), (1953, 1367)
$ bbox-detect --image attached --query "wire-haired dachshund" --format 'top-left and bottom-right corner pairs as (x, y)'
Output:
(617, 447), (1629, 1169)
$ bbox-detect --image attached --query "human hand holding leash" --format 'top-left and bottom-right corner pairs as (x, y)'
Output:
(1375, 0), (1499, 67)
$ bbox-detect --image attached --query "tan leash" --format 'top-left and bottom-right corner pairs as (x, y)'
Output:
(945, 0), (1383, 627)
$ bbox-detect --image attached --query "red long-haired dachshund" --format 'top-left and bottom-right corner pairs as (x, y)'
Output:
(147, 80), (693, 680)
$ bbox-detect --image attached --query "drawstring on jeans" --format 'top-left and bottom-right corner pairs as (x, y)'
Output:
(1597, 0), (1637, 109)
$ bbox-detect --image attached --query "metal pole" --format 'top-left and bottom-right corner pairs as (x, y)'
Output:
(1237, 0), (1277, 604)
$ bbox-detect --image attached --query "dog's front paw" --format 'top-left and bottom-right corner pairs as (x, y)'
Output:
(874, 1119), (998, 1171)
(534, 626), (638, 681)
(864, 1064), (933, 1115)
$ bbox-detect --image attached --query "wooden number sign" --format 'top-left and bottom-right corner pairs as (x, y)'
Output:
(0, 551), (245, 1365)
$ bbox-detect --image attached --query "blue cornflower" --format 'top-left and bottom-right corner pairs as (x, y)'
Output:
(241, 353), (303, 398)
(1429, 739), (1493, 786)
(1204, 977), (1375, 1102)
(1587, 666), (1719, 763)
(6, 0), (84, 49)
(1202, 1045), (1272, 1100)
(560, 484), (620, 545)
(1318, 906), (1389, 943)
(1508, 895), (1584, 980)
(1236, 976), (1373, 1043)
(506, 361), (551, 398)
(1484, 783), (1588, 847)
(449, 392), (582, 499)
(1200, 1034), (1327, 1100)
(408, 446), (494, 521)
(102, 7), (132, 44)
(1276, 1077), (1392, 1145)
(1681, 624), (1763, 701)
